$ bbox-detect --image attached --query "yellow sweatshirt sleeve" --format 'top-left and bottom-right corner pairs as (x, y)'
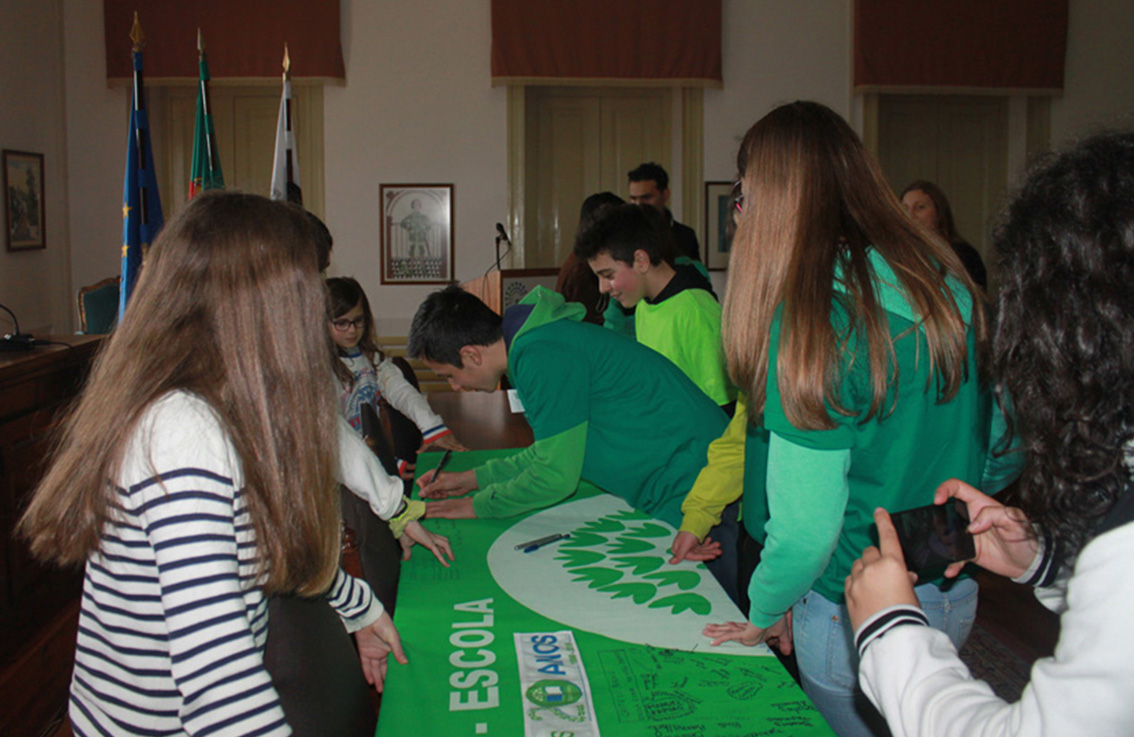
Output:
(679, 393), (749, 540)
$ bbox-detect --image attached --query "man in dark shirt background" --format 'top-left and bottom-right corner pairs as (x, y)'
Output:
(627, 162), (701, 262)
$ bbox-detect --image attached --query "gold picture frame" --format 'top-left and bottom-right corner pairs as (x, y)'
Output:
(4, 150), (45, 251)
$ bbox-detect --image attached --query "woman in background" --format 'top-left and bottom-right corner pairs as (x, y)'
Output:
(900, 180), (988, 289)
(847, 131), (1134, 736)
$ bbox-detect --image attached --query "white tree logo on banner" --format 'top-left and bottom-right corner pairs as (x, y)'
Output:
(487, 496), (771, 656)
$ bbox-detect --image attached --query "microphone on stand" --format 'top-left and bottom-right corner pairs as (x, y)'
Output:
(493, 222), (512, 272)
(0, 302), (35, 351)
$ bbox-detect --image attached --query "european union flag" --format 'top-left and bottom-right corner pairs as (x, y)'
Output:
(119, 31), (164, 323)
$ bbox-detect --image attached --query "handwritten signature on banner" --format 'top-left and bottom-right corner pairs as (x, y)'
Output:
(597, 648), (823, 736)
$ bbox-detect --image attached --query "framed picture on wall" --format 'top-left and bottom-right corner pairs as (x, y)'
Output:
(4, 150), (46, 252)
(380, 184), (454, 284)
(703, 180), (736, 271)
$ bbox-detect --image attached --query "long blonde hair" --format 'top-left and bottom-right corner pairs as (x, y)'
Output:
(20, 192), (342, 596)
(724, 101), (985, 429)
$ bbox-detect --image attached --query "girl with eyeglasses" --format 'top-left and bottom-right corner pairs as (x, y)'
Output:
(327, 277), (467, 481)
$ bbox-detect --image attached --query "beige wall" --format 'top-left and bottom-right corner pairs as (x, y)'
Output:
(326, 0), (509, 336)
(1051, 0), (1134, 146)
(0, 0), (72, 335)
(7, 0), (1134, 333)
(705, 1), (852, 180)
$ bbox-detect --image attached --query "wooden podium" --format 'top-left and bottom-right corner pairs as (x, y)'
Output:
(460, 268), (559, 315)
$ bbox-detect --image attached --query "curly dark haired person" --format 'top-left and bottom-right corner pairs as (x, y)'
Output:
(846, 130), (1134, 736)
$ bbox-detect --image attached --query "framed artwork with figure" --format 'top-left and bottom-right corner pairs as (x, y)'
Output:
(380, 184), (454, 284)
(4, 150), (46, 252)
(703, 180), (736, 271)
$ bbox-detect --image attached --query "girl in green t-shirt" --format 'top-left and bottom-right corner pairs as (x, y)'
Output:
(698, 101), (989, 737)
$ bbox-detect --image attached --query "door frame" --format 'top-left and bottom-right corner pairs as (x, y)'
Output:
(506, 84), (703, 268)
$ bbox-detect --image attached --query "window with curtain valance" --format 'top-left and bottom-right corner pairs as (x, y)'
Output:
(490, 0), (721, 87)
(103, 0), (344, 83)
(854, 0), (1067, 94)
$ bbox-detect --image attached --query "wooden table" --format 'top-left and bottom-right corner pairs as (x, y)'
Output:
(428, 390), (534, 450)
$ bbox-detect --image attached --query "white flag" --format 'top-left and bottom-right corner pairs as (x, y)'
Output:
(270, 76), (301, 203)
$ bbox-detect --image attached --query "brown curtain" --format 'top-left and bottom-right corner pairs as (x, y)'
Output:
(104, 0), (344, 82)
(854, 0), (1067, 93)
(491, 0), (721, 86)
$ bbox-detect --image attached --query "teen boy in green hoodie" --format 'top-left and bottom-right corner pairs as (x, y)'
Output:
(408, 285), (738, 600)
(575, 204), (735, 411)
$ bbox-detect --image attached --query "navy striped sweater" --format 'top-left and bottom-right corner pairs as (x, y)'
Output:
(70, 392), (382, 737)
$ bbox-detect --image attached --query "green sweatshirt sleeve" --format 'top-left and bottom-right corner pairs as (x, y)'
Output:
(982, 394), (1025, 495)
(471, 422), (588, 518)
(475, 444), (539, 488)
(679, 393), (748, 539)
(602, 299), (635, 338)
(746, 432), (850, 628)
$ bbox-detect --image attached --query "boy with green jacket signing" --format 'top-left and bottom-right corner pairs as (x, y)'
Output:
(408, 285), (738, 601)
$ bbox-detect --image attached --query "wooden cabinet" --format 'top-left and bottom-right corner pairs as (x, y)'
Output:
(0, 335), (102, 737)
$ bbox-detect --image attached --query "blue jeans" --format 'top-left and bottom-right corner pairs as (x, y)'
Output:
(792, 578), (978, 737)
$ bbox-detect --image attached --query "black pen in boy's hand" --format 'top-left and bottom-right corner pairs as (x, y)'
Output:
(430, 448), (454, 485)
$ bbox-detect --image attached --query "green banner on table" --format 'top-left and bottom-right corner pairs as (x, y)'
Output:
(379, 450), (833, 736)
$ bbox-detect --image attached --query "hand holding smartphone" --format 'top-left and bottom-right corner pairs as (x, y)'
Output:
(889, 499), (976, 576)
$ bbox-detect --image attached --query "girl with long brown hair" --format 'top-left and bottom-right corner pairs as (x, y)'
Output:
(20, 192), (407, 736)
(692, 101), (990, 736)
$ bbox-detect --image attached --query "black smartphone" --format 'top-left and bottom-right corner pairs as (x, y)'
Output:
(889, 500), (976, 576)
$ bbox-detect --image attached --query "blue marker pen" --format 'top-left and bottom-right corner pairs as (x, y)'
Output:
(516, 533), (570, 554)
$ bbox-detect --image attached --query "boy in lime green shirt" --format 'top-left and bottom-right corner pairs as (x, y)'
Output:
(576, 204), (735, 411)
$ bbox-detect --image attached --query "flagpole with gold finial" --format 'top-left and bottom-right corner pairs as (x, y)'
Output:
(120, 11), (165, 320)
(271, 43), (302, 204)
(189, 26), (223, 196)
(129, 13), (151, 240)
(197, 28), (217, 176)
(282, 44), (295, 193)
(130, 12), (145, 109)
